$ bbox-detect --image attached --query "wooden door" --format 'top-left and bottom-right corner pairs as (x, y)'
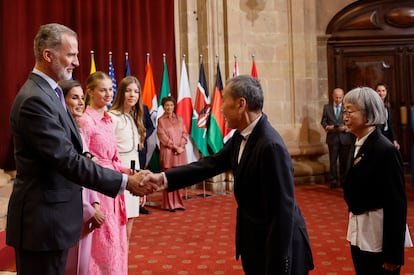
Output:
(326, 0), (414, 168)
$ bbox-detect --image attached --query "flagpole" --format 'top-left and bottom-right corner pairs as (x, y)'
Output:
(183, 54), (190, 200)
(197, 54), (211, 198)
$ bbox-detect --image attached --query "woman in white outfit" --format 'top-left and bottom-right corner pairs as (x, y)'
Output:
(109, 76), (147, 243)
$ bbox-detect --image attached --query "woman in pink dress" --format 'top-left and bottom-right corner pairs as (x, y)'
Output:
(60, 79), (105, 275)
(78, 71), (129, 274)
(157, 96), (188, 212)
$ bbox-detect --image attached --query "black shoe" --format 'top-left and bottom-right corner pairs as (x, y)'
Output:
(140, 206), (150, 214)
(330, 181), (337, 189)
(176, 207), (185, 211)
(165, 209), (176, 212)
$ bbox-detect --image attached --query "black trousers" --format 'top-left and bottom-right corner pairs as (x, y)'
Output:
(15, 248), (68, 275)
(351, 245), (401, 275)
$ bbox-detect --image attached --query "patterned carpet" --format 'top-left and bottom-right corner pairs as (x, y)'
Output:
(129, 184), (414, 275)
(1, 183), (414, 274)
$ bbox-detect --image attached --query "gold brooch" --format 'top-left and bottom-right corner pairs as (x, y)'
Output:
(353, 156), (362, 166)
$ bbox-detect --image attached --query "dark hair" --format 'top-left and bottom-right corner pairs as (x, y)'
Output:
(161, 96), (176, 106)
(58, 79), (82, 97)
(374, 82), (390, 107)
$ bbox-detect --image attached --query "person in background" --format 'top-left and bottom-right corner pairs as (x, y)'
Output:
(145, 75), (314, 275)
(6, 23), (154, 275)
(138, 104), (155, 214)
(157, 96), (188, 212)
(321, 87), (354, 188)
(109, 76), (147, 243)
(59, 79), (105, 275)
(79, 71), (131, 274)
(342, 87), (407, 274)
(375, 82), (400, 150)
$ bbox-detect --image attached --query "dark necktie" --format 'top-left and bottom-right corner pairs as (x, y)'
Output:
(335, 105), (340, 119)
(55, 86), (67, 111)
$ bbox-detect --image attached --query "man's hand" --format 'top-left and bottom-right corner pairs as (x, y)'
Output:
(144, 172), (166, 190)
(126, 170), (159, 196)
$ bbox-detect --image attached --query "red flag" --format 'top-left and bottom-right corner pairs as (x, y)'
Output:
(251, 58), (258, 78)
(233, 56), (239, 77)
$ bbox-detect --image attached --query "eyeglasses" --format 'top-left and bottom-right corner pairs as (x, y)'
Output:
(342, 110), (360, 116)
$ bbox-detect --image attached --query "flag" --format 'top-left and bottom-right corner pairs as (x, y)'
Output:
(148, 55), (171, 172)
(191, 60), (210, 156)
(176, 58), (193, 133)
(90, 51), (96, 74)
(233, 56), (239, 77)
(156, 55), (171, 122)
(141, 56), (159, 170)
(176, 57), (198, 162)
(251, 56), (258, 78)
(108, 52), (117, 108)
(207, 62), (225, 153)
(142, 57), (158, 121)
(124, 52), (131, 77)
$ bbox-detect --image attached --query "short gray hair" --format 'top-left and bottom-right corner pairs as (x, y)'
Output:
(34, 23), (77, 61)
(225, 75), (263, 111)
(343, 86), (386, 126)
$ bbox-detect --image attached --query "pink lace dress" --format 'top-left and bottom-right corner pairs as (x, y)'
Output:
(79, 106), (128, 275)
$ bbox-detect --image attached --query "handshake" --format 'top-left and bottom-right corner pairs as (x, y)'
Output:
(125, 170), (165, 197)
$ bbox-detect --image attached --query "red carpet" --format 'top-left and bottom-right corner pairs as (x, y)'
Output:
(1, 183), (414, 274)
(129, 184), (414, 274)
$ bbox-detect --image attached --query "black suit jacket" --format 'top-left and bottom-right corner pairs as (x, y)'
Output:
(165, 114), (314, 274)
(343, 128), (406, 265)
(7, 73), (123, 251)
(321, 103), (353, 145)
(379, 106), (397, 143)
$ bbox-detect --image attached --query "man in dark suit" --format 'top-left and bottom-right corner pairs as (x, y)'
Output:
(146, 75), (314, 275)
(7, 23), (157, 275)
(321, 87), (354, 188)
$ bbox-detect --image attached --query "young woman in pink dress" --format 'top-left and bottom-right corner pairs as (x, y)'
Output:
(157, 96), (188, 212)
(78, 71), (129, 274)
(60, 79), (105, 275)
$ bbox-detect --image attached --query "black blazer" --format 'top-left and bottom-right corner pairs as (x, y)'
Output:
(343, 128), (406, 265)
(321, 103), (354, 145)
(7, 73), (123, 251)
(379, 106), (397, 143)
(165, 114), (314, 274)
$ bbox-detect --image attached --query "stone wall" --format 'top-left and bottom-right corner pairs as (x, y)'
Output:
(175, 0), (354, 183)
